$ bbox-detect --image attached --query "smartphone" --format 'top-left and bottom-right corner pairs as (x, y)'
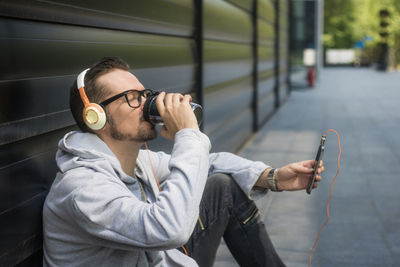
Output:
(307, 135), (326, 194)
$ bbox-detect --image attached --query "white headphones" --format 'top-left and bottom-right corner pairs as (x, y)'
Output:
(77, 69), (107, 130)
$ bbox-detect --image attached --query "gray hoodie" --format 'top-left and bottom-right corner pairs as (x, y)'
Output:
(43, 129), (269, 266)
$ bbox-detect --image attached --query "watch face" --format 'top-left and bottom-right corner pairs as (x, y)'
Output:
(267, 168), (275, 177)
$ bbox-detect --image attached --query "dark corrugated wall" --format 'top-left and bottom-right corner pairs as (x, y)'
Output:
(277, 0), (290, 105)
(257, 0), (277, 126)
(203, 0), (254, 152)
(0, 0), (289, 265)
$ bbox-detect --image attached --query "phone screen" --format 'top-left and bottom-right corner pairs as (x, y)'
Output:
(307, 137), (325, 194)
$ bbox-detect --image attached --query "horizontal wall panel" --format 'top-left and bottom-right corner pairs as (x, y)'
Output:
(258, 46), (275, 67)
(203, 0), (252, 43)
(259, 60), (275, 73)
(0, 193), (45, 266)
(204, 40), (252, 63)
(204, 76), (253, 135)
(133, 65), (196, 93)
(258, 72), (275, 98)
(0, 110), (74, 146)
(0, 127), (74, 265)
(258, 0), (275, 23)
(0, 128), (69, 169)
(257, 69), (275, 126)
(0, 18), (195, 80)
(258, 20), (275, 43)
(259, 68), (275, 79)
(203, 60), (252, 88)
(226, 0), (253, 12)
(0, 77), (72, 124)
(208, 108), (253, 153)
(257, 88), (275, 126)
(0, 128), (74, 212)
(0, 0), (194, 37)
(204, 40), (252, 87)
(0, 153), (54, 210)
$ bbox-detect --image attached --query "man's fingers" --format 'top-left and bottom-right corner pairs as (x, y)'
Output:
(164, 92), (173, 109)
(182, 94), (192, 105)
(172, 93), (184, 106)
(303, 159), (317, 169)
(303, 159), (325, 172)
(155, 92), (166, 115)
(296, 162), (314, 174)
(317, 162), (325, 174)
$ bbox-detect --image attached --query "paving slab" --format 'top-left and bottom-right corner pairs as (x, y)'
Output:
(214, 68), (400, 266)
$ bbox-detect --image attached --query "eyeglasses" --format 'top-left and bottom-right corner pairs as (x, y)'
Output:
(100, 89), (156, 108)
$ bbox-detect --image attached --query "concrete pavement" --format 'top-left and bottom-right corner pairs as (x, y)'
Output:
(215, 67), (400, 266)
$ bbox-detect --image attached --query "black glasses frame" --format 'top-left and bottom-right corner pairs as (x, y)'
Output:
(100, 89), (156, 108)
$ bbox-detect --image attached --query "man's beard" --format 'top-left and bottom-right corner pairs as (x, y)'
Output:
(108, 114), (157, 142)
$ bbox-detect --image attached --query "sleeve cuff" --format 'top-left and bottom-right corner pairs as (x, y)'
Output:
(175, 128), (211, 152)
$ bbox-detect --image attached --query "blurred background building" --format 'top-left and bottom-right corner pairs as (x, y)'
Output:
(289, 0), (323, 87)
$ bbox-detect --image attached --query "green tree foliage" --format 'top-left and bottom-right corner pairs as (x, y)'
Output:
(324, 0), (400, 67)
(323, 0), (357, 48)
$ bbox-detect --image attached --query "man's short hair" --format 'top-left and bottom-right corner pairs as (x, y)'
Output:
(69, 57), (130, 132)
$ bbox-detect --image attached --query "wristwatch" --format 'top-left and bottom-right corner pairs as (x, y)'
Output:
(267, 168), (282, 192)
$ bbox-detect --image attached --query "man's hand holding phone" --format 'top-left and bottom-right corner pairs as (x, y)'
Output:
(271, 160), (324, 192)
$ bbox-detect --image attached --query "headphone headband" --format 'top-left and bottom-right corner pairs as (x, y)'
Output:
(77, 68), (90, 89)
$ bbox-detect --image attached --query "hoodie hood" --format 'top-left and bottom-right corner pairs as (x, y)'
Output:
(56, 131), (134, 183)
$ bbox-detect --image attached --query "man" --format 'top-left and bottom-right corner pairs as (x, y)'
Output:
(43, 57), (324, 267)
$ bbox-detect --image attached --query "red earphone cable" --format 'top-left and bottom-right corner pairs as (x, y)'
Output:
(308, 129), (341, 267)
(144, 142), (162, 192)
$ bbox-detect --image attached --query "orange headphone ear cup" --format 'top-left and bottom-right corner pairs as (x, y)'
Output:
(82, 103), (107, 130)
(77, 68), (107, 131)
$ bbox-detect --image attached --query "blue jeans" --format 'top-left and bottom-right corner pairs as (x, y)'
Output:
(180, 173), (286, 267)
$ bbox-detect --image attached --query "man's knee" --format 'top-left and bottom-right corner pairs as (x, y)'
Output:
(206, 173), (246, 202)
(207, 173), (233, 188)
